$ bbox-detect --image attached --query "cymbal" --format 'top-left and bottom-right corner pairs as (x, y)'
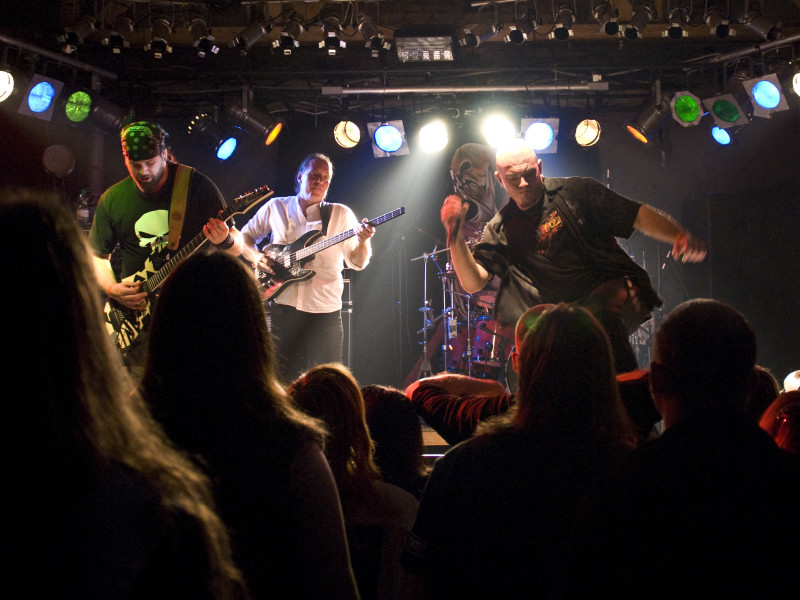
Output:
(473, 359), (501, 368)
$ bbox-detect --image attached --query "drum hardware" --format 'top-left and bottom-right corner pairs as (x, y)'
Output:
(410, 245), (454, 378)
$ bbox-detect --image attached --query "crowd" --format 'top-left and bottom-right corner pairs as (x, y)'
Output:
(5, 185), (800, 600)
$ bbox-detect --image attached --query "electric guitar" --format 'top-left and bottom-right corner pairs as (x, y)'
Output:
(256, 206), (405, 302)
(104, 185), (274, 353)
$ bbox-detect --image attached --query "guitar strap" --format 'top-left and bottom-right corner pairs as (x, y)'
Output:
(320, 202), (332, 236)
(167, 164), (194, 251)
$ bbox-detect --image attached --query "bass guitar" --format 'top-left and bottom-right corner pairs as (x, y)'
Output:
(104, 185), (274, 353)
(256, 206), (405, 302)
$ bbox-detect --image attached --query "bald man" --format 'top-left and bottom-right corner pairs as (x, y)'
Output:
(441, 138), (706, 373)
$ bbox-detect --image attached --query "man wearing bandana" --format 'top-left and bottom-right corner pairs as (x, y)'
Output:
(89, 121), (243, 366)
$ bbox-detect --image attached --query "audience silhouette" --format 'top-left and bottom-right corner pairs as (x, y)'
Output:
(289, 364), (419, 600)
(361, 384), (431, 500)
(2, 189), (245, 600)
(403, 303), (636, 600)
(564, 299), (800, 599)
(139, 252), (359, 600)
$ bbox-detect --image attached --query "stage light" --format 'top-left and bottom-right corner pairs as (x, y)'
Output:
(333, 120), (361, 148)
(626, 96), (668, 144)
(319, 10), (346, 55)
(187, 17), (219, 57)
(704, 4), (732, 39)
(188, 113), (238, 161)
(367, 120), (410, 157)
(575, 119), (601, 146)
(794, 72), (800, 96)
(505, 7), (536, 44)
(358, 13), (391, 57)
(226, 100), (284, 146)
(367, 121), (410, 157)
(624, 1), (654, 40)
(521, 118), (559, 153)
(550, 6), (575, 41)
(670, 91), (703, 126)
(711, 125), (732, 145)
(273, 10), (304, 55)
(457, 19), (499, 48)
(18, 74), (64, 121)
(57, 15), (96, 55)
(102, 13), (135, 54)
(144, 15), (173, 58)
(0, 70), (15, 102)
(663, 5), (689, 39)
(742, 7), (781, 41)
(702, 93), (749, 129)
(741, 73), (789, 118)
(373, 123), (404, 153)
(63, 90), (92, 123)
(230, 17), (270, 56)
(593, 2), (619, 36)
(418, 118), (449, 153)
(482, 113), (517, 148)
(90, 97), (129, 131)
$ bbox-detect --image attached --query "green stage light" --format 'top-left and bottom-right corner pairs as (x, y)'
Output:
(702, 93), (749, 129)
(64, 90), (92, 122)
(670, 91), (703, 126)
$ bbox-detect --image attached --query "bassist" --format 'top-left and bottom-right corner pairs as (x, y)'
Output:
(89, 121), (244, 372)
(240, 153), (375, 384)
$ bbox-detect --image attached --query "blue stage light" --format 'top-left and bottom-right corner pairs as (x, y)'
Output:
(216, 137), (238, 161)
(374, 123), (403, 153)
(711, 126), (731, 145)
(751, 79), (781, 109)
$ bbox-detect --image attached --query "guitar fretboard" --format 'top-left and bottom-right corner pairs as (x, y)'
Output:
(142, 185), (272, 295)
(294, 207), (405, 262)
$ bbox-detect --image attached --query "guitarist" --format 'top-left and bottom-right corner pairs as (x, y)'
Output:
(89, 121), (244, 371)
(239, 153), (375, 384)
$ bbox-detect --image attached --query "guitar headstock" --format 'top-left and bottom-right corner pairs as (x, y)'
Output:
(225, 185), (274, 218)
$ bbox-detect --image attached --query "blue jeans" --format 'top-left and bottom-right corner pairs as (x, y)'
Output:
(269, 303), (344, 384)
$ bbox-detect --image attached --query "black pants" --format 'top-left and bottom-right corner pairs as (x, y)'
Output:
(269, 303), (344, 385)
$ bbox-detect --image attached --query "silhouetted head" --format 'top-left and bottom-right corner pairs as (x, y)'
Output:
(650, 299), (757, 426)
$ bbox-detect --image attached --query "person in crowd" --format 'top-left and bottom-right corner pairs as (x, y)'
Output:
(403, 303), (637, 599)
(89, 120), (243, 372)
(406, 304), (660, 446)
(441, 138), (707, 372)
(2, 189), (245, 600)
(760, 391), (800, 457)
(564, 299), (800, 599)
(744, 364), (781, 422)
(361, 384), (431, 499)
(784, 369), (800, 392)
(139, 252), (359, 600)
(289, 365), (418, 600)
(240, 153), (375, 383)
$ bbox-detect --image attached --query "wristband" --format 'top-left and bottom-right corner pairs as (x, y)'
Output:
(214, 233), (234, 250)
(106, 282), (115, 296)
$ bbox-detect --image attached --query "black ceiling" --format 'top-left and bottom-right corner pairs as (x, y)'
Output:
(3, 1), (800, 125)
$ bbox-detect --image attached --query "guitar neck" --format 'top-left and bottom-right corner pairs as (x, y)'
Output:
(143, 233), (209, 295)
(142, 185), (273, 295)
(294, 208), (404, 261)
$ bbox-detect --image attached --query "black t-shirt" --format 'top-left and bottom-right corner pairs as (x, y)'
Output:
(472, 176), (651, 326)
(89, 164), (226, 279)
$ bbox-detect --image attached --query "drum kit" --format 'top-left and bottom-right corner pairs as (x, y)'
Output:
(410, 245), (515, 389)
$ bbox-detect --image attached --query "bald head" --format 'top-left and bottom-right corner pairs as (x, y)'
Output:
(494, 139), (544, 210)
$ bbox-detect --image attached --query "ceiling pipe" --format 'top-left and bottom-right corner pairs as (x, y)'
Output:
(0, 33), (118, 80)
(704, 31), (800, 63)
(321, 82), (609, 95)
